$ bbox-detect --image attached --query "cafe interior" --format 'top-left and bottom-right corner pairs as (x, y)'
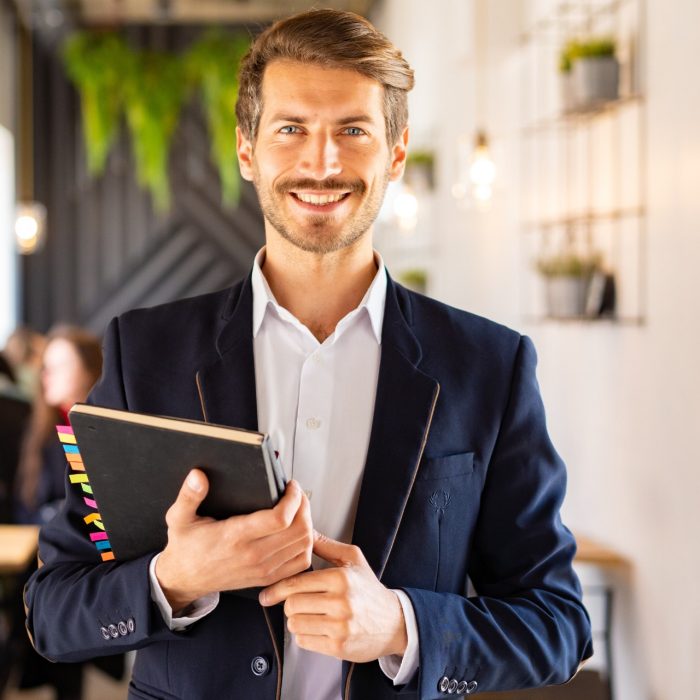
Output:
(0, 0), (698, 699)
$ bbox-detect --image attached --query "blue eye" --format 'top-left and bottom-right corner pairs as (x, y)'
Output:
(279, 125), (301, 134)
(344, 127), (365, 136)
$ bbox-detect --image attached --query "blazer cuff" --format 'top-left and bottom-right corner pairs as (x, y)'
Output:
(377, 589), (420, 685)
(148, 553), (219, 631)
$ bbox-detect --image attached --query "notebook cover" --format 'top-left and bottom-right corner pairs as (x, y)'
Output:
(68, 404), (284, 561)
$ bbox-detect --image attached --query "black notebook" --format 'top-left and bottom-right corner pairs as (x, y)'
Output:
(67, 403), (286, 561)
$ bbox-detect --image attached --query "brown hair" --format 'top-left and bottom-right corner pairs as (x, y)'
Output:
(236, 9), (415, 146)
(16, 325), (102, 512)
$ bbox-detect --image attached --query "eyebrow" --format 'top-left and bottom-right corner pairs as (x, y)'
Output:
(269, 113), (377, 125)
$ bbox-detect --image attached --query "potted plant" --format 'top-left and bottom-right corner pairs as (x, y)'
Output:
(535, 251), (603, 318)
(558, 39), (581, 113)
(404, 150), (435, 190)
(571, 37), (619, 109)
(398, 268), (428, 294)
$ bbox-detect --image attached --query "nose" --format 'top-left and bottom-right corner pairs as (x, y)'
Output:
(297, 132), (342, 181)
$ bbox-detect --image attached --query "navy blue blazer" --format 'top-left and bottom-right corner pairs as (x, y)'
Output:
(25, 271), (592, 699)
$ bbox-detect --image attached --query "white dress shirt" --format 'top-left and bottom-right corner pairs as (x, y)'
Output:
(149, 247), (419, 698)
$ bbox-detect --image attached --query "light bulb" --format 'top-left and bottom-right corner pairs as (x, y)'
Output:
(15, 201), (47, 255)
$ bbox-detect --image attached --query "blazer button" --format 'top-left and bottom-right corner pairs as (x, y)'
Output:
(100, 626), (110, 640)
(108, 624), (119, 638)
(456, 681), (468, 694)
(251, 655), (270, 677)
(438, 676), (450, 693)
(118, 621), (128, 636)
(447, 678), (459, 694)
(466, 680), (478, 694)
(127, 618), (135, 633)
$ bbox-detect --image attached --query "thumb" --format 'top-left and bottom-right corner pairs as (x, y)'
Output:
(167, 468), (209, 526)
(312, 530), (365, 567)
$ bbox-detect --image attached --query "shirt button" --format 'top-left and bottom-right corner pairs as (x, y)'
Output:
(305, 417), (321, 430)
(251, 655), (270, 677)
(303, 489), (312, 501)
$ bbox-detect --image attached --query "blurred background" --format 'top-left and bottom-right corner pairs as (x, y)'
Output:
(0, 0), (698, 699)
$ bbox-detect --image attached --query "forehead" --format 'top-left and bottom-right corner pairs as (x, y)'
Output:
(260, 59), (385, 124)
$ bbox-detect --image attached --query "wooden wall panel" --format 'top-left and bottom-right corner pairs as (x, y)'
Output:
(22, 25), (265, 336)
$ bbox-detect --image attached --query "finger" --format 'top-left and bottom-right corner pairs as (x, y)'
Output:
(254, 532), (312, 581)
(252, 487), (312, 552)
(283, 592), (337, 617)
(165, 468), (209, 527)
(312, 531), (365, 567)
(237, 480), (303, 538)
(259, 568), (342, 606)
(287, 613), (345, 638)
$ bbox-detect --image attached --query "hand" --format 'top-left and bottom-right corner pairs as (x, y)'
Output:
(259, 531), (408, 663)
(155, 470), (313, 613)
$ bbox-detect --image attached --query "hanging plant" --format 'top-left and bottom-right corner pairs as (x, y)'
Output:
(122, 51), (187, 211)
(61, 29), (249, 211)
(62, 33), (131, 175)
(185, 31), (250, 207)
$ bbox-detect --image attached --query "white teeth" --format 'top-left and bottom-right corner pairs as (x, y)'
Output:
(295, 192), (346, 205)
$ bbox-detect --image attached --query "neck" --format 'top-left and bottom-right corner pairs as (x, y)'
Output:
(260, 230), (377, 342)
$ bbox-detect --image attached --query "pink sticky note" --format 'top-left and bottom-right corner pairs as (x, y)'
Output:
(56, 425), (74, 434)
(90, 532), (108, 542)
(83, 497), (97, 508)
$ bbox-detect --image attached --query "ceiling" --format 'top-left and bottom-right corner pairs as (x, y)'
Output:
(12, 0), (376, 29)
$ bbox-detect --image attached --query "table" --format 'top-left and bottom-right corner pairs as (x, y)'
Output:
(0, 525), (40, 575)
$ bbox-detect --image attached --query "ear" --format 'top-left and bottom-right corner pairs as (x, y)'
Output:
(388, 125), (410, 182)
(237, 126), (255, 182)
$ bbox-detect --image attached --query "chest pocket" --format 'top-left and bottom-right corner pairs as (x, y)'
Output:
(418, 451), (475, 480)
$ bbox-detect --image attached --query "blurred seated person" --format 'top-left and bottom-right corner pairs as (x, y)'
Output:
(2, 325), (46, 401)
(11, 325), (123, 699)
(0, 352), (31, 523)
(15, 325), (102, 525)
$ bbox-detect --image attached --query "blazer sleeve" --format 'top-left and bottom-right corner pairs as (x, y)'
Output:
(24, 316), (183, 662)
(401, 335), (593, 698)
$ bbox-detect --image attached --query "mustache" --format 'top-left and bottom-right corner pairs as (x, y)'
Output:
(276, 179), (365, 195)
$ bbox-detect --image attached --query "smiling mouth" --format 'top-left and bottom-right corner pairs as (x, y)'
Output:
(290, 191), (351, 207)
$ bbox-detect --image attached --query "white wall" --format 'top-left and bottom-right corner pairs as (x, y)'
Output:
(0, 3), (17, 345)
(373, 1), (700, 699)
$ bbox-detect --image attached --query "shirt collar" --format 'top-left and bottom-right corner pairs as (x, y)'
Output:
(251, 246), (387, 343)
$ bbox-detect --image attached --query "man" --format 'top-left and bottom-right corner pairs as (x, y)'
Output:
(25, 9), (592, 700)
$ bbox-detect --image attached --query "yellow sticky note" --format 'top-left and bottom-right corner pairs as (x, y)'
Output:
(69, 473), (89, 484)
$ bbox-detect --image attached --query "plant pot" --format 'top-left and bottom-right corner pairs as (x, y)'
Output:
(572, 56), (619, 109)
(560, 73), (576, 113)
(544, 276), (589, 317)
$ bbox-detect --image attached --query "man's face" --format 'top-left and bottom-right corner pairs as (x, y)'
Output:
(237, 59), (408, 255)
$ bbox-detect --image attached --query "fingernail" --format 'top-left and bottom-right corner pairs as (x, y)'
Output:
(259, 590), (269, 606)
(187, 472), (203, 493)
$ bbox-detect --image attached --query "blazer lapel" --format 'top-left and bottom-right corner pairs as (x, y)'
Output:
(351, 276), (440, 580)
(195, 273), (258, 431)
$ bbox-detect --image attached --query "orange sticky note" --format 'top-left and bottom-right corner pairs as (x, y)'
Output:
(84, 512), (102, 524)
(101, 552), (115, 562)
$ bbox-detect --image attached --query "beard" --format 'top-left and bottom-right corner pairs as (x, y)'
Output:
(252, 165), (391, 255)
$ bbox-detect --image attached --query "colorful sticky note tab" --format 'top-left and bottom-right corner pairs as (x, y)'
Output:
(83, 497), (97, 508)
(57, 433), (77, 445)
(84, 512), (101, 524)
(56, 425), (74, 435)
(95, 540), (111, 551)
(65, 453), (82, 463)
(90, 532), (108, 542)
(81, 484), (93, 494)
(69, 473), (89, 484)
(62, 445), (80, 454)
(93, 520), (105, 531)
(70, 461), (85, 472)
(101, 552), (115, 562)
